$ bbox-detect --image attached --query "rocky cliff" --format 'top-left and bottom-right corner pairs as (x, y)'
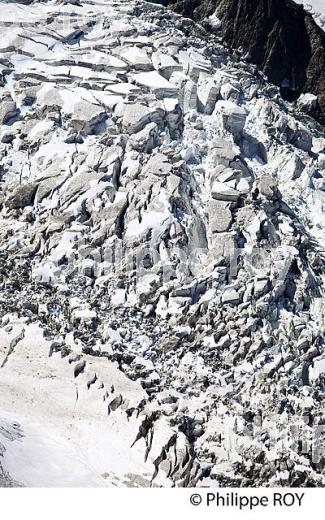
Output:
(156, 0), (325, 122)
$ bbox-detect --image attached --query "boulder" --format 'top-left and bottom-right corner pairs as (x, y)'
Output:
(152, 51), (182, 79)
(128, 122), (159, 152)
(207, 200), (233, 233)
(212, 138), (239, 166)
(6, 184), (38, 210)
(70, 101), (108, 134)
(214, 100), (247, 137)
(0, 95), (17, 124)
(120, 47), (153, 71)
(197, 74), (219, 115)
(211, 180), (240, 202)
(222, 287), (241, 304)
(122, 103), (164, 134)
(180, 80), (197, 113)
(142, 153), (172, 177)
(256, 176), (279, 200)
(131, 71), (178, 98)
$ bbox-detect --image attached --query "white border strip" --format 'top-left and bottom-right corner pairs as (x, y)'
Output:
(0, 487), (322, 520)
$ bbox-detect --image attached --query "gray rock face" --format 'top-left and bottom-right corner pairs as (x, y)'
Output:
(122, 103), (164, 134)
(211, 180), (240, 202)
(214, 101), (247, 138)
(70, 101), (108, 134)
(154, 0), (325, 123)
(207, 200), (232, 233)
(0, 0), (325, 489)
(0, 95), (17, 124)
(197, 75), (219, 114)
(5, 184), (38, 209)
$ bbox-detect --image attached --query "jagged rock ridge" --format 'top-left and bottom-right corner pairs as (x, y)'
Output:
(155, 0), (325, 122)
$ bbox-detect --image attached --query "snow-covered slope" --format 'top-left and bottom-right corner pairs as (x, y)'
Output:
(297, 0), (325, 29)
(0, 322), (173, 487)
(0, 0), (325, 487)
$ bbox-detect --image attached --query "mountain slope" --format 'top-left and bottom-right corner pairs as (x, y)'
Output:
(155, 0), (325, 121)
(0, 0), (325, 487)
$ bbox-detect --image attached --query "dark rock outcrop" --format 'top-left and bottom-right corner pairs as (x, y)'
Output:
(156, 0), (325, 121)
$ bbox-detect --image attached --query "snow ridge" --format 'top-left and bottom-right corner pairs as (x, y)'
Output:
(296, 0), (325, 30)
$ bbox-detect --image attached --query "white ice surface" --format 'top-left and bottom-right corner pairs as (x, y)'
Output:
(0, 322), (170, 487)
